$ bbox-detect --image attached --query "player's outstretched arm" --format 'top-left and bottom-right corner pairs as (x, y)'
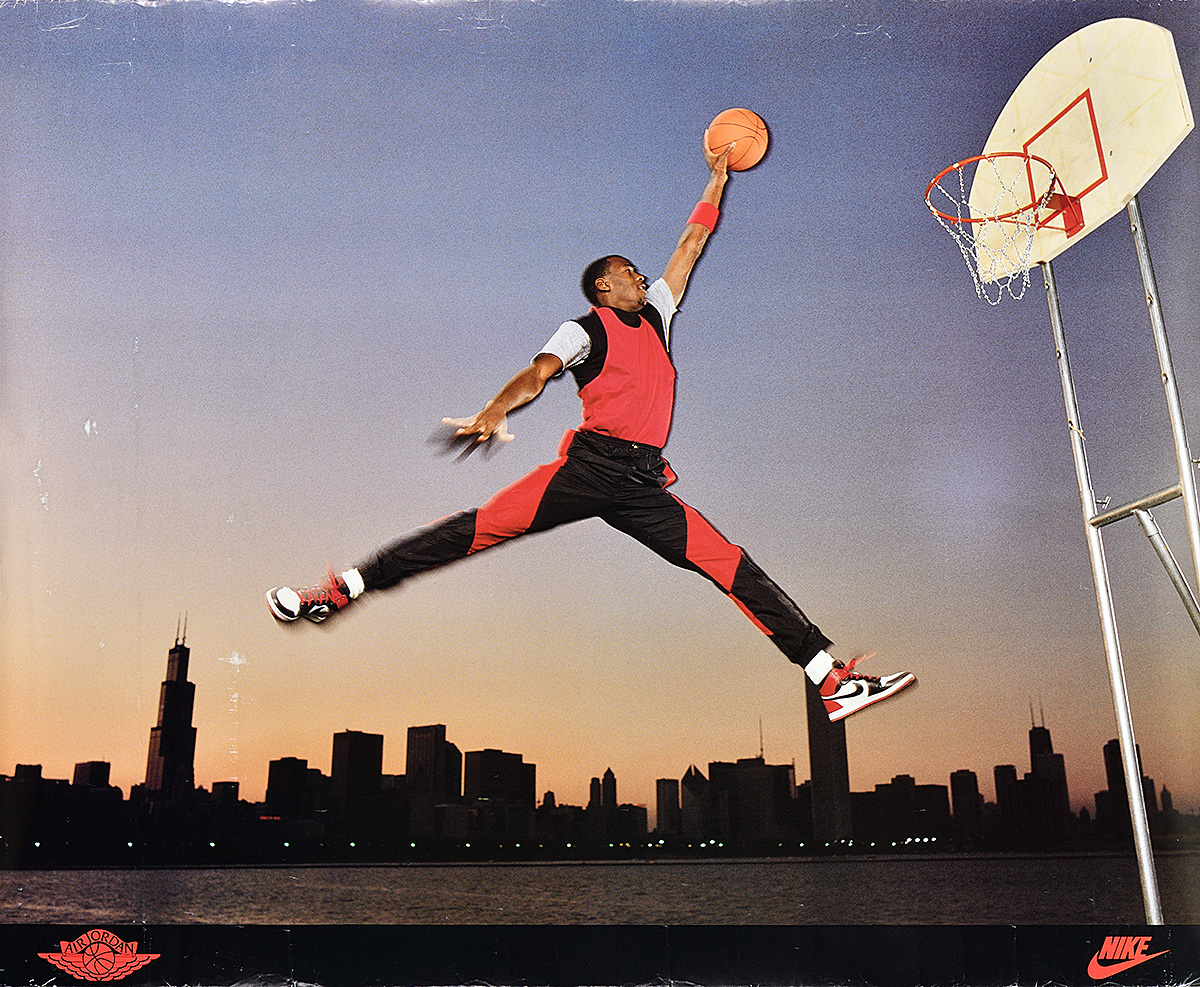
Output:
(661, 136), (731, 305)
(443, 352), (564, 444)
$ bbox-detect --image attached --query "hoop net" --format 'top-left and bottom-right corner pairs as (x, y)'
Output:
(925, 152), (1061, 305)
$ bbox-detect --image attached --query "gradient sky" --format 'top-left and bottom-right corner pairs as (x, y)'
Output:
(2, 0), (1199, 826)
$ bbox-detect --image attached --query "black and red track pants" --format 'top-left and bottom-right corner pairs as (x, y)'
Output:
(356, 429), (832, 667)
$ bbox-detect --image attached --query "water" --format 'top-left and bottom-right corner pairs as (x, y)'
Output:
(3, 851), (1198, 925)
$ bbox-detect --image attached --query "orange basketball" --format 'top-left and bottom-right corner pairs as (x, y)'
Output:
(706, 108), (769, 171)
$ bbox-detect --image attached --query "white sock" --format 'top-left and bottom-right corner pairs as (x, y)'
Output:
(342, 568), (365, 599)
(804, 649), (835, 686)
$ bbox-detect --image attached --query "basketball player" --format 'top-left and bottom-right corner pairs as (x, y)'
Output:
(267, 138), (915, 722)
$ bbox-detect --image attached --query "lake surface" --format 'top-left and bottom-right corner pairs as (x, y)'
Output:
(3, 851), (1198, 925)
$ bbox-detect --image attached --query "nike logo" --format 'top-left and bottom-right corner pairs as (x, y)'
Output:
(1087, 936), (1169, 980)
(831, 681), (870, 699)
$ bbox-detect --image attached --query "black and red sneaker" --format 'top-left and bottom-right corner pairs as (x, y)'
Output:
(267, 567), (351, 624)
(820, 654), (915, 722)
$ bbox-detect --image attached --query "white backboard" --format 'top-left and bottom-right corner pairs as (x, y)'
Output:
(971, 18), (1194, 273)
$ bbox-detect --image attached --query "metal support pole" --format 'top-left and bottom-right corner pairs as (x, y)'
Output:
(1041, 260), (1163, 925)
(1132, 509), (1200, 635)
(1090, 484), (1183, 527)
(1090, 487), (1200, 633)
(1127, 195), (1200, 600)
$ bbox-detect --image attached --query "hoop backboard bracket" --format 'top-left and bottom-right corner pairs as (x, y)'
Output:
(1043, 190), (1084, 238)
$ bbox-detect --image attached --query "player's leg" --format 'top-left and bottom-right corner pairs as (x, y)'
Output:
(602, 485), (830, 662)
(604, 486), (914, 721)
(267, 454), (606, 623)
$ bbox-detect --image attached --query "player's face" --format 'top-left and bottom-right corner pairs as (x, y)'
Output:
(599, 258), (647, 311)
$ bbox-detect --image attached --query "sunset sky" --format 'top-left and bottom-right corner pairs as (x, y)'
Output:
(2, 0), (1199, 825)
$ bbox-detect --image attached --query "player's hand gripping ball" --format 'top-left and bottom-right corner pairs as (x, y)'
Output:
(706, 108), (769, 171)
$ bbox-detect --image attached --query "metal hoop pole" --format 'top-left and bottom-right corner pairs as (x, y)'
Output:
(1127, 195), (1200, 608)
(1041, 259), (1163, 925)
(1132, 509), (1200, 635)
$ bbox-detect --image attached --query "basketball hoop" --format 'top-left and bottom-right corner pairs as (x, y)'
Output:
(926, 151), (1072, 305)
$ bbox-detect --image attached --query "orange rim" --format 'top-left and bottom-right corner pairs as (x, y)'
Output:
(925, 151), (1059, 226)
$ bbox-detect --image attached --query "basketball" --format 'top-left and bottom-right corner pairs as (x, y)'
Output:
(706, 108), (769, 171)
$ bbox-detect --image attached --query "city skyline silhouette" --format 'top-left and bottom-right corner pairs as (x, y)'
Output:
(4, 627), (1190, 864)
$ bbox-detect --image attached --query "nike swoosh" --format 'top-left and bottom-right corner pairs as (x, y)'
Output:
(832, 681), (869, 700)
(1087, 948), (1169, 980)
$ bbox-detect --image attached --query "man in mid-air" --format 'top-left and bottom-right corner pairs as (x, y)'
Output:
(267, 138), (915, 722)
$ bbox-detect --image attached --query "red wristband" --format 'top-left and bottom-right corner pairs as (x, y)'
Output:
(688, 201), (720, 232)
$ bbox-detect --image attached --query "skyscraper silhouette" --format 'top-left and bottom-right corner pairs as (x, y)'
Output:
(332, 730), (383, 819)
(265, 756), (312, 818)
(601, 767), (617, 809)
(731, 756), (797, 847)
(993, 764), (1019, 841)
(1027, 707), (1070, 836)
(1096, 737), (1157, 836)
(991, 711), (1073, 841)
(1103, 737), (1126, 798)
(406, 725), (462, 804)
(406, 724), (461, 839)
(463, 749), (535, 808)
(329, 730), (383, 843)
(73, 761), (111, 788)
(680, 765), (712, 842)
(144, 623), (197, 800)
(805, 678), (851, 842)
(656, 778), (681, 838)
(462, 748), (537, 844)
(584, 768), (621, 844)
(949, 769), (984, 842)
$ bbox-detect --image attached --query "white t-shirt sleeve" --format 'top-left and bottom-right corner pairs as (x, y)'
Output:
(537, 320), (591, 372)
(645, 277), (677, 349)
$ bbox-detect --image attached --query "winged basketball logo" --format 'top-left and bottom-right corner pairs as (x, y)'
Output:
(39, 928), (160, 982)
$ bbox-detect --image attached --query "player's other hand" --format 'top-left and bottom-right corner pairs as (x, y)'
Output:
(443, 412), (514, 445)
(427, 412), (514, 461)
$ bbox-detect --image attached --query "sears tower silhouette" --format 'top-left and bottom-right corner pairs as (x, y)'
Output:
(144, 619), (197, 800)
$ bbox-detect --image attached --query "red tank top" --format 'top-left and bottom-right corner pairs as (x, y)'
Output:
(576, 305), (676, 447)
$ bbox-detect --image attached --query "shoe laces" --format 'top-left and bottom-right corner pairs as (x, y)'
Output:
(299, 565), (348, 609)
(833, 653), (880, 685)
